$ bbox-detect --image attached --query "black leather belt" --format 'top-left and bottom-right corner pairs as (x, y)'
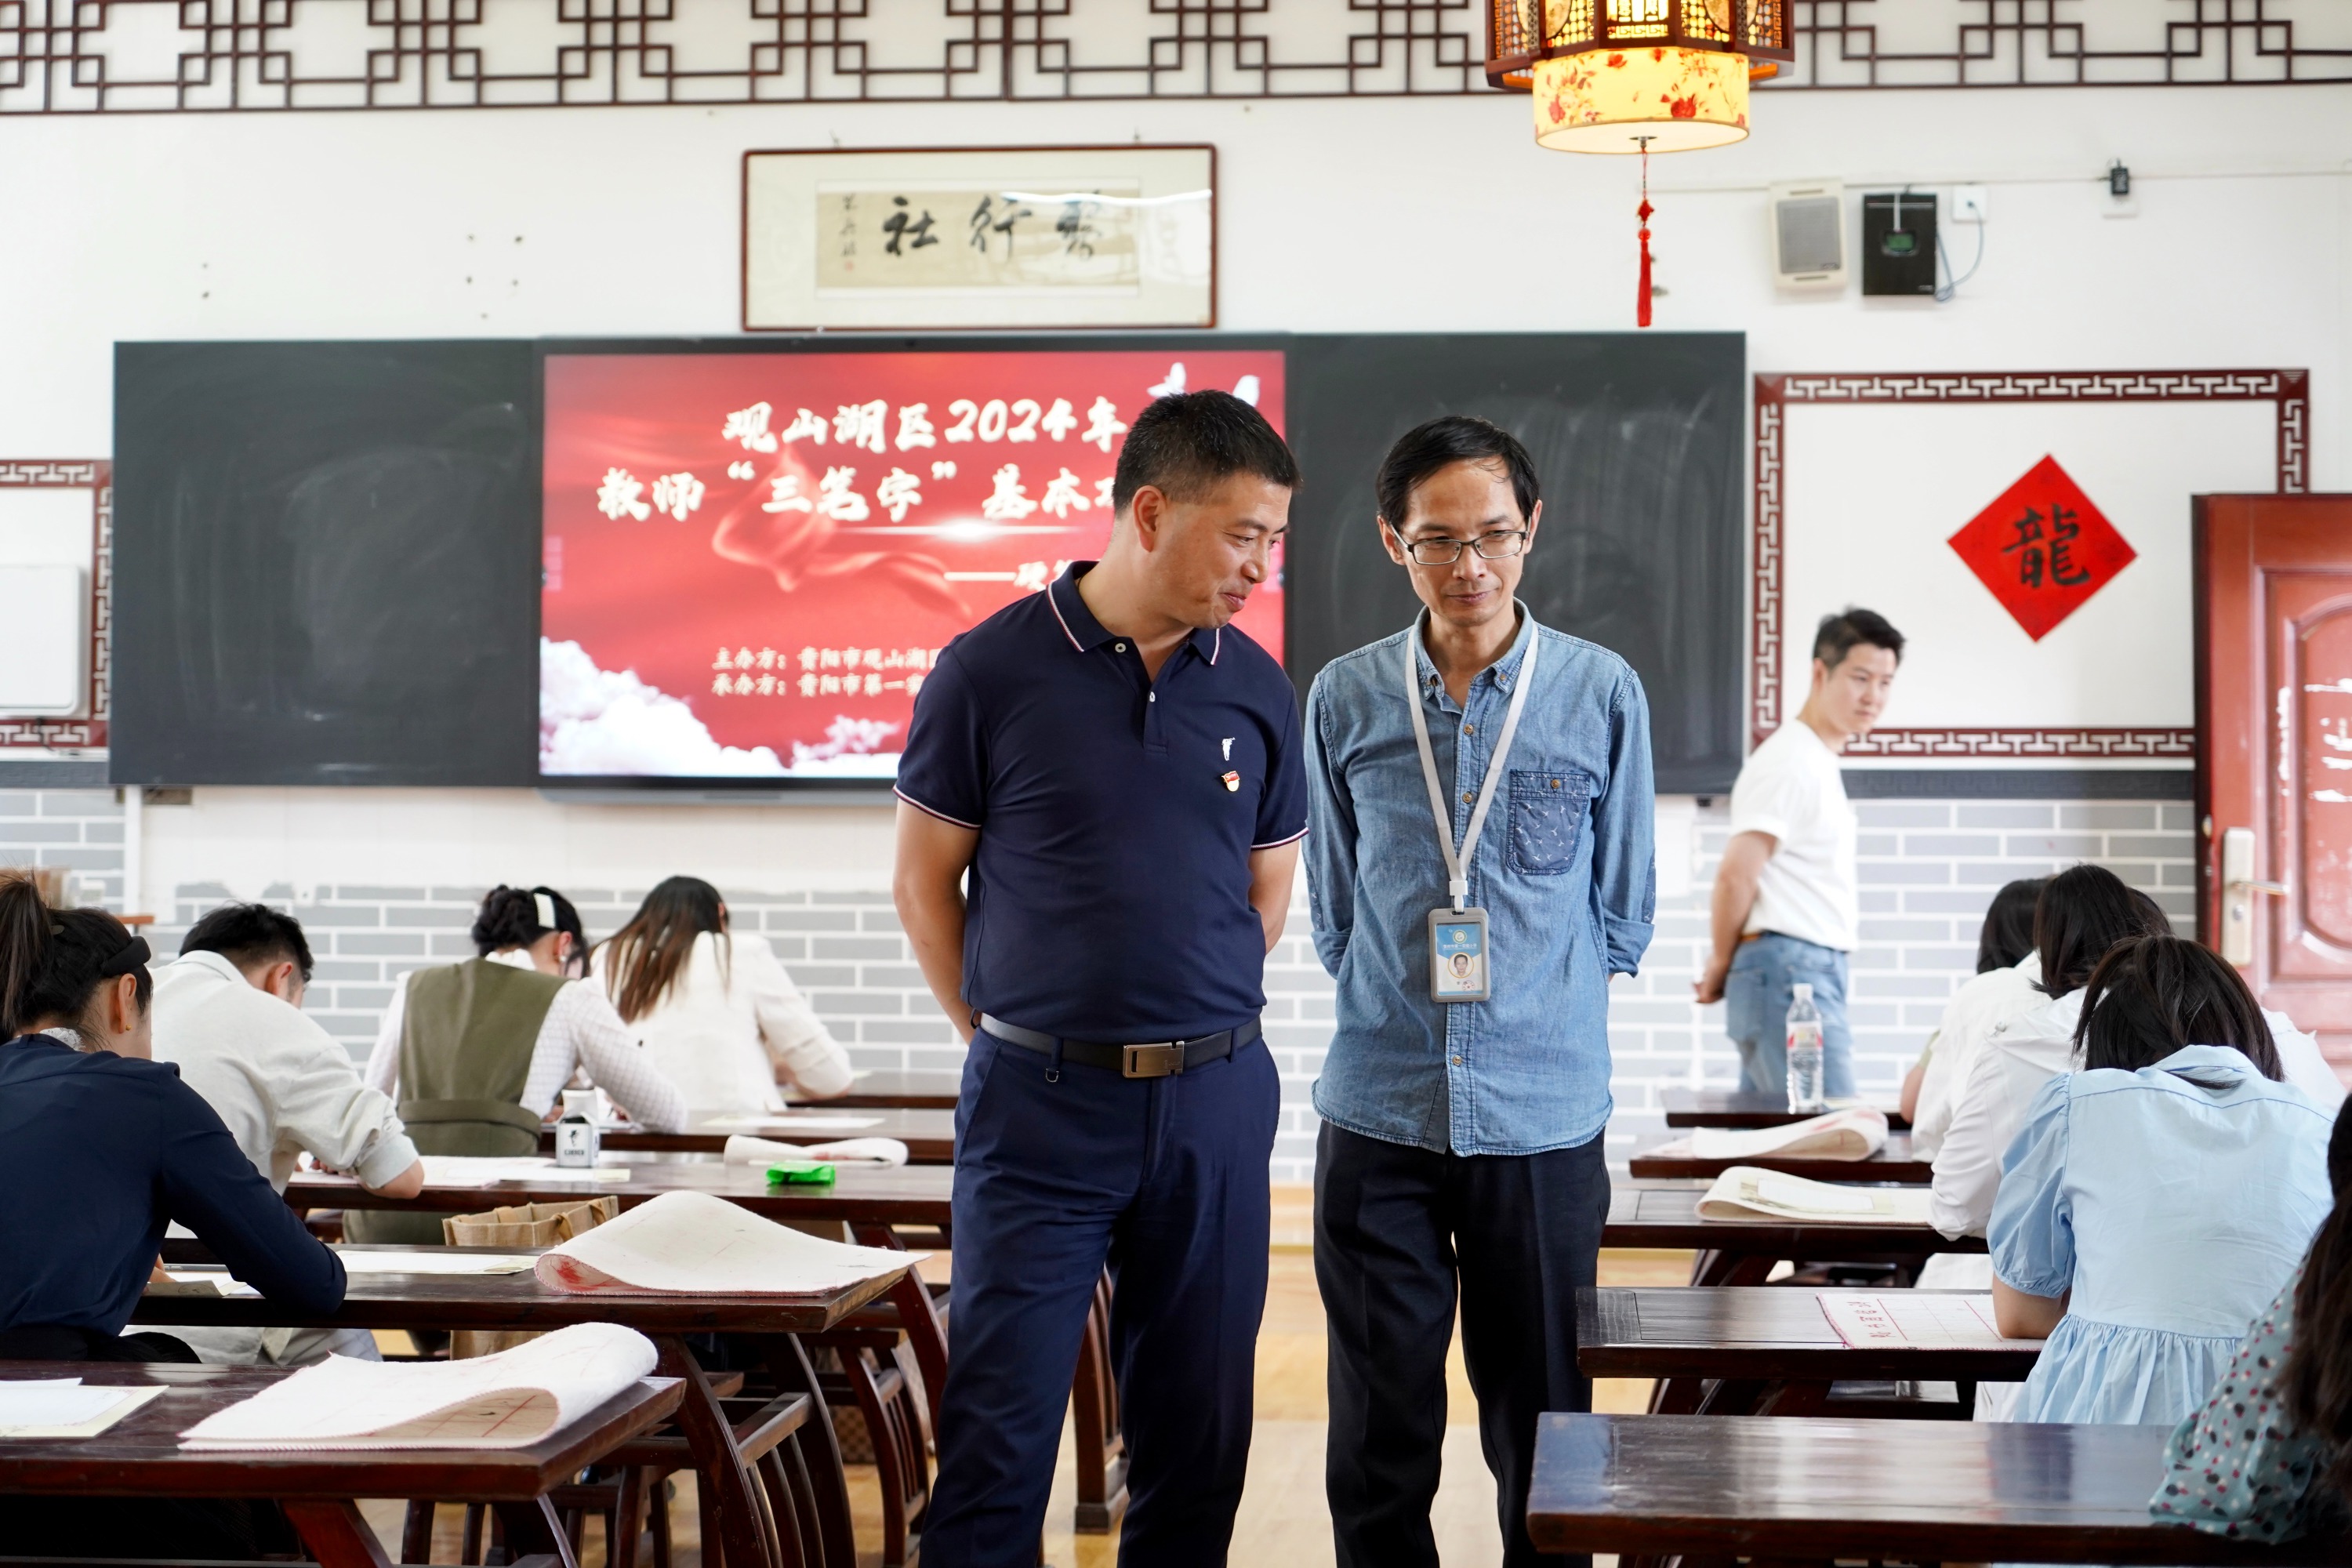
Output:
(978, 1013), (1262, 1079)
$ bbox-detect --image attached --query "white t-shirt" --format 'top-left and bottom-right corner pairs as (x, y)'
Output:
(1908, 952), (2045, 1160)
(1727, 721), (1857, 952)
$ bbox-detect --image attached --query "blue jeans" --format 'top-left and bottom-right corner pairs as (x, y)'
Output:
(1724, 932), (1854, 1100)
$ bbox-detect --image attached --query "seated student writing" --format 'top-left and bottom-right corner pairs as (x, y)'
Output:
(1901, 875), (2045, 1142)
(590, 875), (852, 1115)
(2152, 1104), (2352, 1542)
(151, 901), (423, 1365)
(355, 884), (688, 1243)
(1989, 935), (2333, 1427)
(0, 875), (346, 1556)
(1928, 866), (2170, 1250)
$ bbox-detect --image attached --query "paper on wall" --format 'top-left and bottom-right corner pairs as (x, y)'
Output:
(721, 1134), (909, 1167)
(1682, 1107), (1889, 1162)
(1818, 1292), (2040, 1350)
(537, 1188), (921, 1297)
(0, 1380), (167, 1439)
(180, 1322), (658, 1450)
(1696, 1166), (1933, 1225)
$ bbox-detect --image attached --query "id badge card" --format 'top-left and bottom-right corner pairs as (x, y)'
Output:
(1428, 907), (1491, 1004)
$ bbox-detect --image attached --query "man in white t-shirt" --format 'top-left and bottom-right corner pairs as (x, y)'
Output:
(151, 902), (423, 1366)
(1695, 609), (1903, 1098)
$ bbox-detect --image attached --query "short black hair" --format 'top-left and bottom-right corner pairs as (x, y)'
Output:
(1375, 416), (1540, 532)
(1812, 608), (1906, 669)
(181, 902), (314, 983)
(1112, 390), (1298, 515)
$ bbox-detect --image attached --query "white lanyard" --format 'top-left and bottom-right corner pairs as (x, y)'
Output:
(1403, 613), (1540, 912)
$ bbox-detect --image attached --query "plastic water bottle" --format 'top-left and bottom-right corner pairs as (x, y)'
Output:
(1785, 982), (1825, 1114)
(554, 1087), (601, 1168)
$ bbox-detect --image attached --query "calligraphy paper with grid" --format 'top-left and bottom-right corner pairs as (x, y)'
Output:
(1818, 1293), (2039, 1350)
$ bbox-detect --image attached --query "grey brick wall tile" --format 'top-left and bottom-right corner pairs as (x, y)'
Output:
(2060, 805), (2158, 830)
(339, 934), (426, 956)
(858, 909), (906, 933)
(2005, 833), (2103, 857)
(337, 885), (430, 901)
(382, 905), (477, 927)
(0, 822), (84, 842)
(860, 1020), (960, 1044)
(34, 848), (122, 869)
(1955, 804), (2054, 829)
(2161, 805), (2198, 832)
(82, 822), (124, 844)
(2107, 835), (2191, 858)
(811, 936), (902, 960)
(1855, 804), (1951, 828)
(784, 965), (858, 989)
(811, 891), (894, 906)
(1860, 862), (1951, 885)
(1898, 834), (2003, 856)
(39, 790), (118, 815)
(296, 905), (383, 926)
(810, 993), (905, 1014)
(765, 910), (858, 931)
(0, 793), (37, 817)
(310, 961), (383, 982)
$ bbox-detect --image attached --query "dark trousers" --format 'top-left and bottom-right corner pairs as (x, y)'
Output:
(922, 1026), (1279, 1568)
(1315, 1120), (1609, 1568)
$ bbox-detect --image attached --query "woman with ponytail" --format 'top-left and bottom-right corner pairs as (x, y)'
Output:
(1987, 935), (2333, 1428)
(590, 876), (852, 1114)
(2152, 1105), (2352, 1540)
(0, 873), (346, 1555)
(356, 885), (688, 1240)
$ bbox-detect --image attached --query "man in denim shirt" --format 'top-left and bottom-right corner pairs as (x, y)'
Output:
(1303, 417), (1655, 1568)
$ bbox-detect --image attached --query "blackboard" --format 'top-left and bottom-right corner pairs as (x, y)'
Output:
(110, 333), (1742, 792)
(112, 341), (542, 786)
(1284, 333), (1744, 795)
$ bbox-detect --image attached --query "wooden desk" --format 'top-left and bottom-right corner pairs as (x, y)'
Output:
(0, 1359), (680, 1568)
(1576, 1286), (2038, 1415)
(786, 1071), (961, 1112)
(1600, 1181), (1980, 1286)
(289, 1157), (956, 1229)
(1627, 1131), (1933, 1185)
(539, 1109), (956, 1164)
(134, 1247), (929, 1568)
(1660, 1089), (1910, 1131)
(1526, 1411), (2344, 1563)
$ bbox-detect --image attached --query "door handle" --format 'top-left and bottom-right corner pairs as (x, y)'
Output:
(2218, 827), (2286, 966)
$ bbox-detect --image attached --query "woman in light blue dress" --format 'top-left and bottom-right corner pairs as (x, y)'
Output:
(1989, 935), (2334, 1426)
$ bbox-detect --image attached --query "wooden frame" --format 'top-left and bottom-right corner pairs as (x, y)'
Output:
(742, 144), (1216, 332)
(1752, 370), (2308, 758)
(0, 459), (111, 750)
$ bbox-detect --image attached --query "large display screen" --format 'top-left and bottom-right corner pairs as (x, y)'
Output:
(541, 347), (1287, 784)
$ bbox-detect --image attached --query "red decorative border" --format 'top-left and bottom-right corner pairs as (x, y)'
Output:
(1752, 370), (2308, 758)
(0, 460), (110, 750)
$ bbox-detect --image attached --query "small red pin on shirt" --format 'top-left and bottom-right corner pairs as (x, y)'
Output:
(1221, 770), (1240, 793)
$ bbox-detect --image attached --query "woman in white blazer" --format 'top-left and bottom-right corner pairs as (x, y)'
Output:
(593, 877), (855, 1113)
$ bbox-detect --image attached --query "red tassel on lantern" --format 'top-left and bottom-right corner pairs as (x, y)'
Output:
(1635, 141), (1654, 328)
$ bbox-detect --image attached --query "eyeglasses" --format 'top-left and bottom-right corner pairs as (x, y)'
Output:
(1399, 530), (1529, 566)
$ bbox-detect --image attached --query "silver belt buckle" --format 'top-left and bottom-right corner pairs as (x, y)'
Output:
(1122, 1043), (1186, 1079)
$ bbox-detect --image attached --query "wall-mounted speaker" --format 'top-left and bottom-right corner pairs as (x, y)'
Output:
(1769, 180), (1846, 292)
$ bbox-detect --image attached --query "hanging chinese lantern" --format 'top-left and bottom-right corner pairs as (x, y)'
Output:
(1486, 1), (1792, 322)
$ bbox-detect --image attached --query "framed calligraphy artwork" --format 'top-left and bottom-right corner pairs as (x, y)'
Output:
(743, 146), (1215, 332)
(1752, 371), (2307, 763)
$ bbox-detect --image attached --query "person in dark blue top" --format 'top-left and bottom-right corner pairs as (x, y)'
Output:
(895, 390), (1309, 1566)
(0, 872), (347, 1557)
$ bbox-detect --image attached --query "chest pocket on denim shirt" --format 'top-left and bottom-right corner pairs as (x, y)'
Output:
(1508, 770), (1589, 875)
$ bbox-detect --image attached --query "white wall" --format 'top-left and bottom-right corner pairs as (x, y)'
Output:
(5, 74), (2343, 1176)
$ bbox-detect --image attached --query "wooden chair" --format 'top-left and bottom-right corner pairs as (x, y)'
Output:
(1069, 1271), (1127, 1534)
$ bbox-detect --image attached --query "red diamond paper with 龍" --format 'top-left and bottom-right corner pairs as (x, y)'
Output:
(1947, 455), (2138, 641)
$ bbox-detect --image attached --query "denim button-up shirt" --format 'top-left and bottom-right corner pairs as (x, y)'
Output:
(1303, 609), (1656, 1156)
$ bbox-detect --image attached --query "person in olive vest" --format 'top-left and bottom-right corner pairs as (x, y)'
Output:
(350, 886), (690, 1242)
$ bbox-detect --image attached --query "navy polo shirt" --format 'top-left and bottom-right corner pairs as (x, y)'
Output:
(895, 563), (1309, 1041)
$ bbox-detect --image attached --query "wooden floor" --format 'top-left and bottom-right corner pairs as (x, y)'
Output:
(361, 1192), (1689, 1567)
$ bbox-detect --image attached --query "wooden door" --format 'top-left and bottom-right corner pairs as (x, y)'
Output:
(2198, 494), (2352, 1065)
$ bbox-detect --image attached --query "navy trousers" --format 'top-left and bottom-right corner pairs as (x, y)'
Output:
(923, 1025), (1279, 1567)
(1315, 1120), (1609, 1568)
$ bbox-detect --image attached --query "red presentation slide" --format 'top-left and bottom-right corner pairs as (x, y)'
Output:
(540, 348), (1287, 779)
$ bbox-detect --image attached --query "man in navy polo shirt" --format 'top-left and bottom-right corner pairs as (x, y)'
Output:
(893, 390), (1308, 1566)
